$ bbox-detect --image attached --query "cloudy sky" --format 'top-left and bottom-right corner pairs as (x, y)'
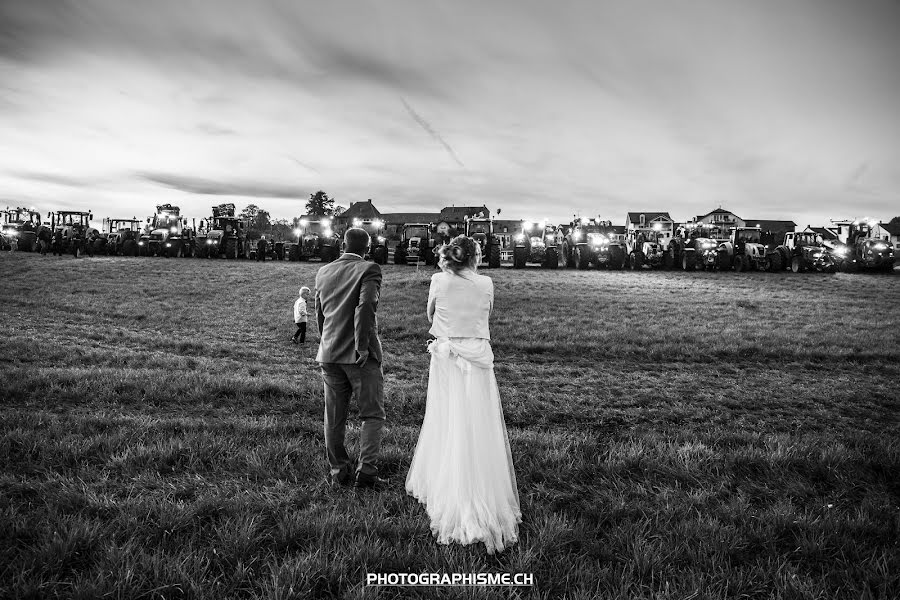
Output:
(1, 0), (899, 228)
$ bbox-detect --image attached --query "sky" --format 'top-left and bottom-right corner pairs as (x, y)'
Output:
(1, 0), (899, 228)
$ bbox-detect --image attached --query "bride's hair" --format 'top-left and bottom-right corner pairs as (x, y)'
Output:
(437, 235), (481, 274)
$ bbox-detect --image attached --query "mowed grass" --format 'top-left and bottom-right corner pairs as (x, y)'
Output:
(1, 252), (898, 599)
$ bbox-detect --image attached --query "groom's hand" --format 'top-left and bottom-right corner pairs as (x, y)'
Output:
(355, 350), (369, 367)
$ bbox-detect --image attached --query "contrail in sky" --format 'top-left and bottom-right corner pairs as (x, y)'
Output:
(400, 97), (464, 168)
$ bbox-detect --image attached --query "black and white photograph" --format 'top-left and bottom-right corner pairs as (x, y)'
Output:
(1, 0), (898, 598)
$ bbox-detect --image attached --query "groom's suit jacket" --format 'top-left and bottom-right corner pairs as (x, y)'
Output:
(315, 253), (383, 364)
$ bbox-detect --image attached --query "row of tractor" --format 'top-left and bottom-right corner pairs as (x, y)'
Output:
(500, 217), (894, 273)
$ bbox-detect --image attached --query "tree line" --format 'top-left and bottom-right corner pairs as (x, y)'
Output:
(238, 191), (345, 240)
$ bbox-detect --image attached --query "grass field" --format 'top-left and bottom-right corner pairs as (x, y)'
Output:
(1, 252), (898, 599)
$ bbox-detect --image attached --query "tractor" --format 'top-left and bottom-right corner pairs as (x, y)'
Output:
(512, 220), (558, 269)
(1, 207), (42, 252)
(559, 218), (625, 269)
(672, 225), (725, 271)
(49, 211), (94, 257)
(139, 204), (195, 257)
(830, 221), (895, 273)
(347, 218), (388, 264)
(464, 216), (502, 268)
(625, 225), (667, 270)
(195, 203), (248, 259)
(287, 216), (341, 262)
(717, 227), (783, 272)
(101, 218), (143, 256)
(773, 232), (837, 273)
(394, 223), (438, 265)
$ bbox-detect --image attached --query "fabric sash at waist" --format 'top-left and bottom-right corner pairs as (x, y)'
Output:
(427, 337), (494, 371)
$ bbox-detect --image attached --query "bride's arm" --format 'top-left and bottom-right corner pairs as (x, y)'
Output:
(426, 275), (438, 323)
(486, 278), (494, 316)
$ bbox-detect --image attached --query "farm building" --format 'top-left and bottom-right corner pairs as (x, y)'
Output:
(803, 226), (840, 243)
(625, 212), (675, 245)
(692, 207), (745, 229)
(745, 219), (797, 244)
(334, 199), (383, 232)
(380, 212), (442, 238)
(881, 221), (900, 250)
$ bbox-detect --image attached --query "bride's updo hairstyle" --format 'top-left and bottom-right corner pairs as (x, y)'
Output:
(437, 235), (481, 274)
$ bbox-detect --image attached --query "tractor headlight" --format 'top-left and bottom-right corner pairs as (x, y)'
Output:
(377, 236), (385, 243)
(832, 247), (846, 256)
(516, 234), (525, 241)
(207, 239), (214, 245)
(299, 219), (309, 227)
(874, 243), (887, 250)
(574, 232), (583, 241)
(8, 231), (17, 237)
(165, 243), (172, 247)
(138, 241), (144, 246)
(323, 228), (333, 237)
(170, 226), (177, 233)
(293, 228), (302, 237)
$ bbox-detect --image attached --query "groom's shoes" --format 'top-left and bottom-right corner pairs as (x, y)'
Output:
(329, 470), (353, 489)
(354, 472), (388, 490)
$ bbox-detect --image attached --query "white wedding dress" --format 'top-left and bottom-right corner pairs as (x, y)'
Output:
(405, 270), (521, 554)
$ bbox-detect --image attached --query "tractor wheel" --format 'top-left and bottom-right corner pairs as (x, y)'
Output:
(543, 247), (558, 269)
(122, 240), (137, 256)
(513, 246), (527, 269)
(73, 244), (81, 258)
(630, 251), (644, 270)
(224, 238), (237, 259)
(373, 246), (387, 264)
(734, 254), (745, 272)
(663, 248), (674, 269)
(575, 246), (589, 270)
(682, 251), (696, 271)
(563, 243), (575, 268)
(882, 261), (895, 273)
(768, 251), (782, 272)
(488, 243), (501, 268)
(394, 248), (407, 265)
(791, 256), (804, 273)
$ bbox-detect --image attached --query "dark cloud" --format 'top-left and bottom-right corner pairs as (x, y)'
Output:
(12, 170), (105, 187)
(139, 171), (307, 199)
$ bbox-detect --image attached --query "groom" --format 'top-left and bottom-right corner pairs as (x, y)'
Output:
(315, 228), (387, 489)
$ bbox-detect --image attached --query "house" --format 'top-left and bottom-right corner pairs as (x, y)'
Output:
(745, 219), (797, 244)
(625, 212), (675, 245)
(882, 221), (900, 250)
(492, 219), (525, 250)
(692, 207), (745, 230)
(802, 225), (840, 243)
(334, 199), (383, 232)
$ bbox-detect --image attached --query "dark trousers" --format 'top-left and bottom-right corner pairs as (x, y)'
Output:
(292, 322), (306, 342)
(320, 360), (385, 479)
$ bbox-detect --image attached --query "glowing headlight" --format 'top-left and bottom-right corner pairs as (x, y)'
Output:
(299, 219), (309, 227)
(165, 243), (172, 247)
(874, 243), (887, 250)
(353, 218), (362, 227)
(574, 232), (583, 241)
(323, 228), (333, 237)
(377, 236), (385, 243)
(321, 218), (330, 226)
(373, 219), (384, 229)
(293, 228), (302, 237)
(207, 239), (214, 245)
(832, 247), (847, 256)
(8, 231), (17, 237)
(813, 252), (822, 258)
(170, 226), (177, 233)
(515, 234), (525, 241)
(138, 241), (144, 246)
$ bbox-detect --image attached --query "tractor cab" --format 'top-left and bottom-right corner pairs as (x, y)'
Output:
(394, 223), (436, 265)
(143, 204), (192, 257)
(49, 210), (94, 256)
(288, 216), (339, 262)
(1, 207), (42, 251)
(464, 215), (501, 268)
(196, 204), (248, 259)
(103, 218), (143, 256)
(512, 220), (559, 269)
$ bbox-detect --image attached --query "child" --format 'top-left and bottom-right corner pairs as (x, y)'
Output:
(292, 286), (311, 343)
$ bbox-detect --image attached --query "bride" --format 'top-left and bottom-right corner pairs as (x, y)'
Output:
(405, 235), (521, 554)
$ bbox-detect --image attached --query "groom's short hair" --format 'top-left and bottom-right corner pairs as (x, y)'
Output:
(344, 228), (370, 256)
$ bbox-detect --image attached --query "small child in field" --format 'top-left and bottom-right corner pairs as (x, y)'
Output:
(292, 286), (311, 344)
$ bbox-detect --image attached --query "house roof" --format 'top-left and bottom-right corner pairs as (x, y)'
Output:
(807, 226), (839, 240)
(695, 207), (741, 221)
(440, 206), (489, 220)
(626, 212), (673, 225)
(380, 212), (442, 225)
(882, 222), (900, 236)
(745, 219), (797, 231)
(340, 199), (382, 220)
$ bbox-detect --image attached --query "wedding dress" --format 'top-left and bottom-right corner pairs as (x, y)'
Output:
(405, 270), (521, 554)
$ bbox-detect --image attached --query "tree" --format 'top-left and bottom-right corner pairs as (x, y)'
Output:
(333, 205), (346, 217)
(889, 216), (900, 226)
(240, 204), (271, 239)
(306, 191), (336, 216)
